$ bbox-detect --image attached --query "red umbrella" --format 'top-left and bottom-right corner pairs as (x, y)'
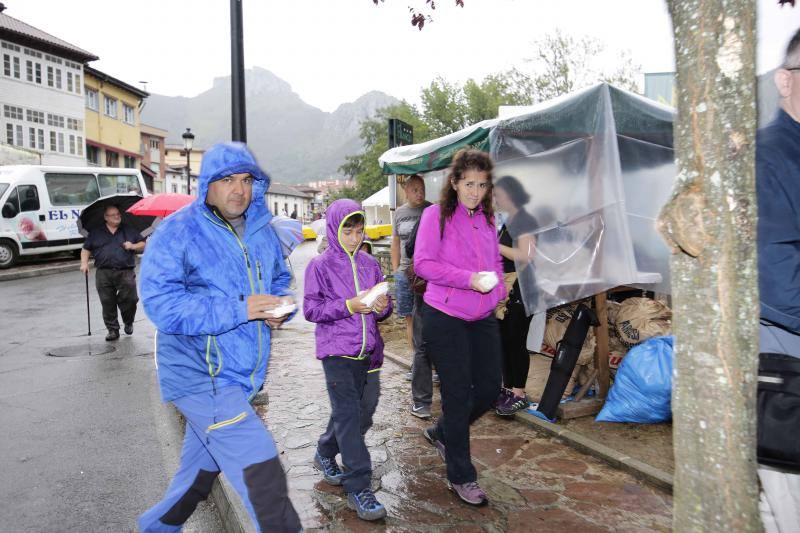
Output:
(126, 193), (194, 217)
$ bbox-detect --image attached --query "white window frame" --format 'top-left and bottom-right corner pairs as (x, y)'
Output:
(86, 88), (98, 111)
(123, 104), (135, 125)
(104, 95), (117, 118)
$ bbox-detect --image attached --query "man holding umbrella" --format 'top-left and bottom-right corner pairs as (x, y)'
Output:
(80, 204), (145, 341)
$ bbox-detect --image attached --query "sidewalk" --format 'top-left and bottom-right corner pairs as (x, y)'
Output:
(244, 323), (672, 532)
(381, 320), (674, 493)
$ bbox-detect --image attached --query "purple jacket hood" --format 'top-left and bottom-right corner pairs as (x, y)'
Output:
(303, 199), (390, 368)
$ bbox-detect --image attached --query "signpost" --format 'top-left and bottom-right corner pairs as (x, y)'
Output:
(387, 119), (413, 215)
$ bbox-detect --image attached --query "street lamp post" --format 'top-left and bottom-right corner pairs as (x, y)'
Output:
(182, 128), (195, 195)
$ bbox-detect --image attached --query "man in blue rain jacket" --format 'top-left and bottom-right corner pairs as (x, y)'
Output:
(138, 142), (301, 532)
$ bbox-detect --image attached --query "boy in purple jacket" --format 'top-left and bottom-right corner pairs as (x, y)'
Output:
(303, 199), (392, 521)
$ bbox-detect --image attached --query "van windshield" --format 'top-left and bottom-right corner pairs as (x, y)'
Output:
(0, 183), (8, 199)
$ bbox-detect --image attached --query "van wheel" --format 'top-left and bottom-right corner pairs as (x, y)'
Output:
(0, 240), (19, 269)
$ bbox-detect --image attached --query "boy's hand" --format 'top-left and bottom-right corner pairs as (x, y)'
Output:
(347, 295), (372, 315)
(372, 294), (389, 314)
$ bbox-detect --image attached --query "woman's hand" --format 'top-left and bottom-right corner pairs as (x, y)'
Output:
(470, 273), (491, 293)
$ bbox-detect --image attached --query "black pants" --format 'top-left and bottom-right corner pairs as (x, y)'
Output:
(422, 302), (502, 484)
(95, 268), (138, 331)
(411, 294), (433, 406)
(317, 356), (372, 493)
(499, 299), (534, 389)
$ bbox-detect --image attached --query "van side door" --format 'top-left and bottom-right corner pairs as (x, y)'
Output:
(42, 172), (101, 245)
(1, 184), (48, 248)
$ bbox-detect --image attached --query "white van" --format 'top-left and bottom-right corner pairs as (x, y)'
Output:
(0, 165), (149, 268)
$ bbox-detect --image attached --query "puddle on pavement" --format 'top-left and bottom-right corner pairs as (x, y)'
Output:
(45, 342), (116, 357)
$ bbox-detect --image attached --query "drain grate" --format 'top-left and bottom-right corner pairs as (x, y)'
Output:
(46, 342), (117, 357)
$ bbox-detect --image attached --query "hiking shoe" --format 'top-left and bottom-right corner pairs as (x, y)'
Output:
(124, 323), (133, 335)
(314, 451), (343, 485)
(410, 402), (432, 419)
(423, 426), (446, 460)
(105, 329), (119, 342)
(496, 394), (530, 417)
(493, 388), (513, 409)
(347, 488), (387, 521)
(433, 373), (440, 384)
(448, 481), (488, 506)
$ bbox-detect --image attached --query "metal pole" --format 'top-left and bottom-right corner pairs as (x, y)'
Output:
(186, 150), (191, 195)
(85, 271), (91, 336)
(230, 0), (247, 142)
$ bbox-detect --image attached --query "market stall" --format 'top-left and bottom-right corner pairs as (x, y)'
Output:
(379, 83), (676, 415)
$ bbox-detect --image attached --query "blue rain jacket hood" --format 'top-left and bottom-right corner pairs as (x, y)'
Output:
(140, 142), (292, 402)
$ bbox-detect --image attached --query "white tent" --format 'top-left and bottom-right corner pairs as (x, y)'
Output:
(362, 186), (391, 226)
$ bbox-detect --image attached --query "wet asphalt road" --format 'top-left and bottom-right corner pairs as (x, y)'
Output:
(0, 266), (220, 532)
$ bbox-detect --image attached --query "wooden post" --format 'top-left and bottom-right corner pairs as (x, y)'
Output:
(594, 291), (610, 398)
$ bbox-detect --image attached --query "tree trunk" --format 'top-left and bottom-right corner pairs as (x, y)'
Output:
(660, 1), (761, 530)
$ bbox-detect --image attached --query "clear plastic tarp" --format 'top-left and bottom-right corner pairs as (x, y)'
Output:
(490, 84), (674, 314)
(379, 83), (676, 316)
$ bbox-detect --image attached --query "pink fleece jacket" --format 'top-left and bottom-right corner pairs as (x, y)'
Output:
(414, 202), (506, 321)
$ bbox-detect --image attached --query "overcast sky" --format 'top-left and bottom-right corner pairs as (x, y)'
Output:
(5, 0), (800, 112)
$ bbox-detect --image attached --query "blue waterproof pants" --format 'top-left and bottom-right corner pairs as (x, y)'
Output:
(138, 385), (300, 532)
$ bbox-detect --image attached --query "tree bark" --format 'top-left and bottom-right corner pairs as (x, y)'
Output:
(659, 1), (761, 530)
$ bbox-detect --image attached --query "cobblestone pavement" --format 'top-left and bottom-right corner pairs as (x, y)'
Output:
(258, 322), (672, 532)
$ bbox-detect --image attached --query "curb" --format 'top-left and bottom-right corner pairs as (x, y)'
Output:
(382, 348), (674, 493)
(0, 262), (80, 281)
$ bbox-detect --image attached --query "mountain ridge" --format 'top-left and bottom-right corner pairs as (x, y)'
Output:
(141, 67), (399, 184)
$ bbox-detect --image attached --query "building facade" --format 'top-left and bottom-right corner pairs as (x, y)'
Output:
(83, 66), (148, 172)
(140, 123), (167, 193)
(265, 183), (312, 221)
(165, 145), (204, 195)
(0, 11), (97, 165)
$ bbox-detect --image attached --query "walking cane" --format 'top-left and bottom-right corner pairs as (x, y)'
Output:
(85, 270), (91, 336)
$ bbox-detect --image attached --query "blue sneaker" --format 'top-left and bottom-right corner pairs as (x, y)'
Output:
(347, 487), (387, 521)
(314, 451), (343, 485)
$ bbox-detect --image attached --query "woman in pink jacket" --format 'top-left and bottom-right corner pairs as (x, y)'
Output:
(414, 149), (506, 506)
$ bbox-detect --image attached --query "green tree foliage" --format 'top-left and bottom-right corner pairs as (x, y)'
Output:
(421, 77), (468, 137)
(337, 102), (430, 202)
(336, 30), (638, 207)
(527, 29), (641, 101)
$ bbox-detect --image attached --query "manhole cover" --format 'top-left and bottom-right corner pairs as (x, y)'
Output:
(46, 342), (117, 357)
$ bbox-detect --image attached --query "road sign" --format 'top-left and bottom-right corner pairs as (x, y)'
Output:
(388, 118), (413, 148)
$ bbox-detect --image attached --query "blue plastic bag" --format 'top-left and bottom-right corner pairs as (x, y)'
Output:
(596, 336), (674, 423)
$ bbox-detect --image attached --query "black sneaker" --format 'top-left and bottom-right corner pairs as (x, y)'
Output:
(105, 329), (120, 341)
(496, 394), (530, 417)
(124, 323), (133, 335)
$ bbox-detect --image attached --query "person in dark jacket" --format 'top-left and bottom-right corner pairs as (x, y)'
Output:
(756, 27), (800, 532)
(80, 204), (145, 341)
(303, 199), (392, 521)
(137, 142), (301, 532)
